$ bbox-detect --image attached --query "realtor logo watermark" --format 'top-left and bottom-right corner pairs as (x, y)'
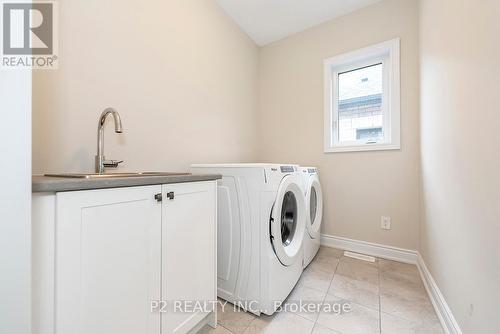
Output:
(1, 0), (58, 69)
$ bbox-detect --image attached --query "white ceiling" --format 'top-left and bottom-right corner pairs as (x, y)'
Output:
(216, 0), (381, 46)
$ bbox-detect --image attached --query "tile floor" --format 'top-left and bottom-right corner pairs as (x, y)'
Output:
(199, 247), (443, 334)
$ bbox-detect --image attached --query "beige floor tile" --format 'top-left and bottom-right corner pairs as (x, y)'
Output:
(379, 263), (428, 312)
(329, 273), (379, 310)
(379, 259), (422, 290)
(318, 247), (344, 259)
(380, 289), (439, 326)
(307, 256), (339, 274)
(198, 324), (235, 334)
(380, 272), (427, 300)
(340, 255), (379, 268)
(381, 312), (444, 334)
(313, 247), (344, 268)
(308, 254), (339, 273)
(316, 295), (380, 334)
(379, 262), (442, 328)
(217, 301), (256, 334)
(284, 284), (327, 321)
(298, 264), (335, 293)
(243, 311), (315, 334)
(336, 258), (379, 285)
(211, 255), (444, 334)
(311, 323), (342, 334)
(379, 259), (419, 277)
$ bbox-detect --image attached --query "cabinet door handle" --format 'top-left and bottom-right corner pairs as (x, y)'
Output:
(154, 193), (162, 203)
(166, 192), (175, 200)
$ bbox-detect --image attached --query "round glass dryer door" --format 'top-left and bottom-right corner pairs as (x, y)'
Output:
(281, 191), (298, 246)
(306, 176), (322, 239)
(270, 175), (306, 266)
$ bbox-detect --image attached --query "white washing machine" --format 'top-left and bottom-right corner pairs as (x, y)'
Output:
(300, 167), (323, 268)
(191, 164), (306, 315)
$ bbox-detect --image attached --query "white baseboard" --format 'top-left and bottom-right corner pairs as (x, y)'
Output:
(320, 234), (462, 334)
(320, 234), (418, 264)
(417, 254), (463, 334)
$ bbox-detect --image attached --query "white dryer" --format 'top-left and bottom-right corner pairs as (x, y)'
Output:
(300, 167), (323, 268)
(190, 164), (306, 315)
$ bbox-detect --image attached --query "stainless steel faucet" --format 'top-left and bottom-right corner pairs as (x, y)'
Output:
(95, 108), (123, 174)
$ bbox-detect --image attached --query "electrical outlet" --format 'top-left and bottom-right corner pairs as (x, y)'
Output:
(381, 216), (391, 230)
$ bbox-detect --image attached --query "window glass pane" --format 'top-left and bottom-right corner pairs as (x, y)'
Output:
(338, 63), (383, 143)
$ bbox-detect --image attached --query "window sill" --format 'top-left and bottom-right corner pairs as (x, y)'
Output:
(324, 143), (400, 153)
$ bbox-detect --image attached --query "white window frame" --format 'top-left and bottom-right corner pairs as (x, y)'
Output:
(324, 38), (400, 153)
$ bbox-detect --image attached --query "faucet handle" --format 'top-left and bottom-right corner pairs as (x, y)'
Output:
(103, 160), (124, 168)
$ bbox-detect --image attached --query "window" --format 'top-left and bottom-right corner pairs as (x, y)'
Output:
(324, 39), (400, 152)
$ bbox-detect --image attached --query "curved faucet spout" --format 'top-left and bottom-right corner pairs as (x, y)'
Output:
(99, 107), (123, 133)
(96, 108), (124, 173)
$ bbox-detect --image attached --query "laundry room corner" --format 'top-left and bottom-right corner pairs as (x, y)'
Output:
(256, 0), (421, 252)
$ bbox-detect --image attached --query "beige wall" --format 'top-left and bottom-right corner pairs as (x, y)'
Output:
(33, 0), (259, 174)
(257, 0), (420, 250)
(419, 0), (500, 332)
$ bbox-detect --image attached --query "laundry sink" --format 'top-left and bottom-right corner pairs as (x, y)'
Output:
(44, 172), (191, 179)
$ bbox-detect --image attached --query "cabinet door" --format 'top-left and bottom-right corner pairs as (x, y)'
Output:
(161, 181), (216, 334)
(56, 185), (162, 334)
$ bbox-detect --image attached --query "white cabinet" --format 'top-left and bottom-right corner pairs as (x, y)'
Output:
(55, 185), (162, 334)
(161, 182), (216, 334)
(32, 181), (217, 334)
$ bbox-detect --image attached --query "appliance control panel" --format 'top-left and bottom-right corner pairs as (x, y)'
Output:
(280, 166), (296, 173)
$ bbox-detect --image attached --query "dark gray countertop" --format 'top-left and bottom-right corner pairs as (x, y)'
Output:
(32, 173), (222, 193)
